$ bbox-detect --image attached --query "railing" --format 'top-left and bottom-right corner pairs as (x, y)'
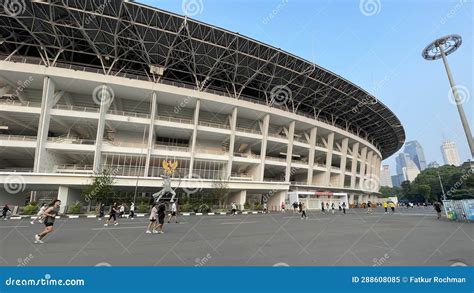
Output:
(154, 144), (190, 152)
(198, 120), (230, 130)
(0, 134), (37, 141)
(196, 148), (227, 155)
(0, 99), (41, 108)
(265, 156), (287, 162)
(157, 115), (193, 124)
(2, 55), (381, 150)
(48, 137), (96, 145)
(233, 152), (260, 159)
(108, 109), (150, 119)
(235, 126), (261, 134)
(0, 168), (34, 173)
(55, 164), (94, 174)
(54, 104), (100, 113)
(103, 140), (147, 149)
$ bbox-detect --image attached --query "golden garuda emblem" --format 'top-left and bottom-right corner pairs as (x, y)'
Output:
(162, 160), (178, 176)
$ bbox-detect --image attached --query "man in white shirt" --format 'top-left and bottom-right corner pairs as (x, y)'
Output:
(167, 200), (178, 223)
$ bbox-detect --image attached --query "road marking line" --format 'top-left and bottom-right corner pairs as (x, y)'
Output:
(92, 226), (147, 230)
(0, 226), (28, 228)
(221, 221), (256, 225)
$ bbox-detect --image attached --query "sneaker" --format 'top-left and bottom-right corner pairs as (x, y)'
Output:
(145, 230), (151, 234)
(159, 231), (164, 234)
(175, 221), (179, 223)
(30, 221), (35, 225)
(114, 222), (119, 226)
(104, 223), (108, 227)
(152, 230), (158, 234)
(34, 234), (40, 242)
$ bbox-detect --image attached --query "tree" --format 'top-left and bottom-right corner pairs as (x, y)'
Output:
(417, 184), (431, 202)
(211, 178), (230, 209)
(82, 167), (116, 203)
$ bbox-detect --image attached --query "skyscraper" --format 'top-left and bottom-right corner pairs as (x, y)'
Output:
(404, 140), (427, 171)
(380, 165), (393, 187)
(441, 140), (461, 166)
(395, 152), (420, 182)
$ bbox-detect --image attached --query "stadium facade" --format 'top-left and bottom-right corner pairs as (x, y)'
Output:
(0, 1), (405, 210)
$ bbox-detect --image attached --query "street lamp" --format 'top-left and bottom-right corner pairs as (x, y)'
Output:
(422, 34), (474, 158)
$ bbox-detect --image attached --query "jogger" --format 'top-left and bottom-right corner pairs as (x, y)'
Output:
(34, 200), (61, 244)
(104, 202), (119, 226)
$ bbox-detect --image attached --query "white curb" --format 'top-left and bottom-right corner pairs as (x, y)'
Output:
(182, 213), (191, 216)
(196, 213), (203, 216)
(242, 212), (248, 215)
(55, 216), (61, 219)
(87, 215), (97, 218)
(252, 211), (258, 214)
(207, 213), (215, 215)
(10, 216), (21, 220)
(220, 212), (227, 215)
(67, 215), (79, 219)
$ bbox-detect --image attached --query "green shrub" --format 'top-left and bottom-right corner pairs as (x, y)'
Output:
(23, 203), (38, 215)
(254, 203), (262, 210)
(179, 203), (193, 212)
(68, 202), (82, 214)
(137, 201), (149, 213)
(244, 201), (251, 210)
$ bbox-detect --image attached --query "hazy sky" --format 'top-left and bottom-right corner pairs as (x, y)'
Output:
(141, 0), (473, 173)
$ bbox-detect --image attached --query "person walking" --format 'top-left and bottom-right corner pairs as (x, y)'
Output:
(2, 204), (11, 220)
(231, 202), (237, 216)
(129, 202), (135, 219)
(300, 202), (307, 220)
(292, 202), (298, 213)
(156, 201), (166, 234)
(342, 202), (346, 214)
(325, 202), (329, 211)
(331, 203), (335, 214)
(434, 201), (442, 219)
(31, 203), (47, 224)
(338, 203), (342, 212)
(263, 202), (268, 214)
(389, 202), (395, 214)
(383, 201), (388, 214)
(321, 202), (325, 213)
(98, 203), (105, 220)
(168, 200), (178, 223)
(119, 204), (125, 218)
(298, 202), (302, 213)
(281, 202), (286, 213)
(104, 202), (119, 226)
(34, 200), (61, 244)
(146, 204), (158, 234)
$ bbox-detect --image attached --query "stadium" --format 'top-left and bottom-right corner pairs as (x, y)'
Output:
(0, 0), (405, 211)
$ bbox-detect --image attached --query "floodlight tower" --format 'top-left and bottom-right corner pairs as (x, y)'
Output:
(422, 34), (474, 157)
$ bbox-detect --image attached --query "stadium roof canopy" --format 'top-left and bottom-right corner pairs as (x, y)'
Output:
(0, 0), (405, 158)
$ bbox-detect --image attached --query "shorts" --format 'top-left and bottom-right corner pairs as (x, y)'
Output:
(150, 218), (156, 222)
(158, 216), (165, 225)
(44, 222), (54, 227)
(171, 211), (176, 216)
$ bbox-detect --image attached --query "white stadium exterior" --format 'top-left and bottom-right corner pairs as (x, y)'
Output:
(0, 1), (405, 211)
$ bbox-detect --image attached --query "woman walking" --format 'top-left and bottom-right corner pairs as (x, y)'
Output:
(104, 202), (120, 226)
(146, 204), (158, 234)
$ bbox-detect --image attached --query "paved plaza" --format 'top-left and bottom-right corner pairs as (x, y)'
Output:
(0, 208), (472, 267)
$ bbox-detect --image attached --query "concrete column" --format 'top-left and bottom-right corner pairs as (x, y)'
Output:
(144, 92), (157, 176)
(349, 194), (355, 205)
(259, 114), (270, 181)
(34, 76), (56, 173)
(267, 190), (286, 212)
(226, 107), (238, 179)
(323, 132), (335, 186)
(306, 127), (317, 184)
(93, 85), (113, 173)
(57, 186), (82, 214)
(338, 138), (349, 187)
(358, 146), (368, 189)
(189, 99), (201, 178)
(349, 142), (359, 189)
(285, 121), (295, 182)
(365, 150), (374, 177)
(228, 190), (247, 210)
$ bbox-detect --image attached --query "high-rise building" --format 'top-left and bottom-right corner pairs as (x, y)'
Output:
(441, 140), (461, 166)
(395, 152), (420, 182)
(404, 140), (427, 171)
(427, 161), (440, 168)
(391, 174), (403, 187)
(380, 165), (393, 187)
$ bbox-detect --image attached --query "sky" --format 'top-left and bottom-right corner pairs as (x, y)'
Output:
(140, 0), (473, 174)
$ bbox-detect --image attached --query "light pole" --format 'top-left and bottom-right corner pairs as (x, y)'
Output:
(422, 34), (474, 158)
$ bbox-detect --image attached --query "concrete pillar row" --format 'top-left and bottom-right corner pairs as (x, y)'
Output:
(188, 99), (201, 178)
(349, 142), (360, 189)
(144, 91), (158, 177)
(259, 114), (270, 181)
(339, 138), (349, 187)
(285, 121), (295, 182)
(324, 132), (335, 186)
(226, 107), (238, 178)
(34, 76), (55, 173)
(93, 85), (113, 172)
(306, 127), (317, 184)
(228, 190), (247, 210)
